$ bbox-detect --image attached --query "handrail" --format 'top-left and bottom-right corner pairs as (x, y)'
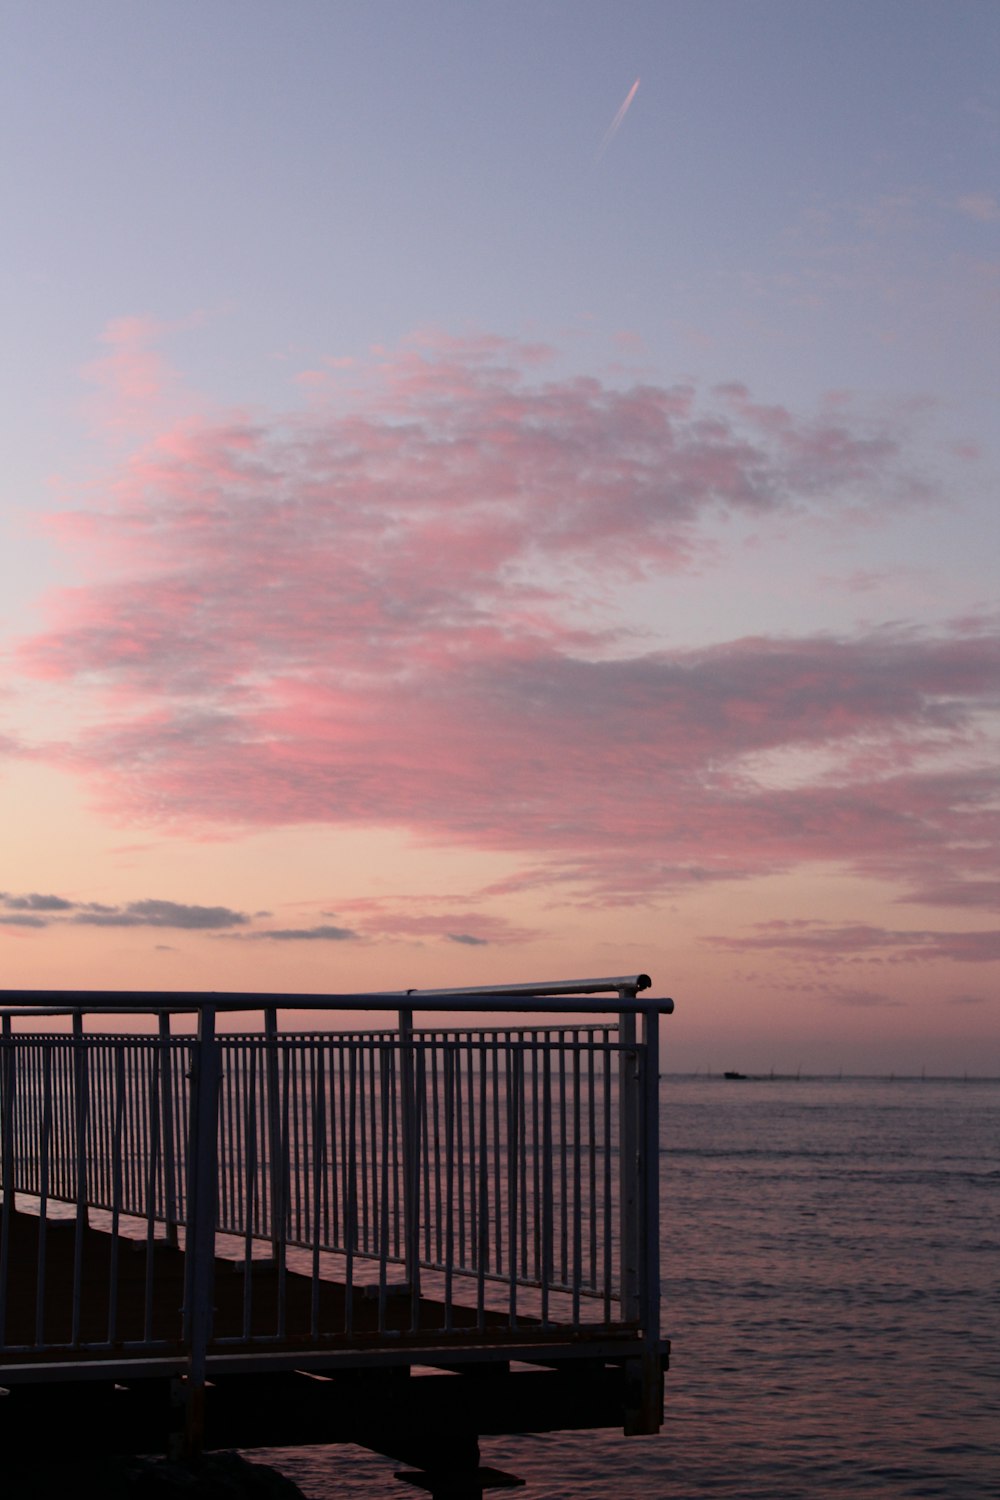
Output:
(0, 997), (674, 1018)
(0, 975), (673, 1019)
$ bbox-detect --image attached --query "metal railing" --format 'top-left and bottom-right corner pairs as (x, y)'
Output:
(0, 976), (671, 1442)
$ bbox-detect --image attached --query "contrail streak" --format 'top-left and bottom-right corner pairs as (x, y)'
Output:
(596, 77), (640, 160)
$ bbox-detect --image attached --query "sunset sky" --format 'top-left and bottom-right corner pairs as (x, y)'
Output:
(1, 1), (997, 1072)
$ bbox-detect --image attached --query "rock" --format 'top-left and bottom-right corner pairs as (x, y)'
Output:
(4, 1451), (310, 1500)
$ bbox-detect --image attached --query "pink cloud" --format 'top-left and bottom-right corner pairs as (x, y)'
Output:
(708, 921), (1000, 965)
(337, 908), (536, 945)
(14, 330), (999, 929)
(23, 334), (931, 701)
(34, 633), (997, 896)
(83, 315), (179, 440)
(956, 192), (1000, 224)
(899, 879), (1000, 912)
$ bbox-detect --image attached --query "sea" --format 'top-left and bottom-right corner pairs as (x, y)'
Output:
(252, 1075), (999, 1499)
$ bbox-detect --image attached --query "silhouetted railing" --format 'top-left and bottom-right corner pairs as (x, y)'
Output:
(0, 977), (672, 1445)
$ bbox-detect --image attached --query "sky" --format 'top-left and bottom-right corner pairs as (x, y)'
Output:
(1, 0), (998, 1072)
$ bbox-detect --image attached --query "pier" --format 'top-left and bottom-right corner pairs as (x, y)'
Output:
(0, 975), (672, 1494)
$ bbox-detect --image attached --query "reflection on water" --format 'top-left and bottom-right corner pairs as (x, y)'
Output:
(252, 1076), (999, 1498)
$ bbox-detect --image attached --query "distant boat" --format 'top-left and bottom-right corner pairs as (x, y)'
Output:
(723, 1070), (747, 1080)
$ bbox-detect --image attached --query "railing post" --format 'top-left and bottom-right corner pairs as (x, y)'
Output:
(624, 1005), (664, 1436)
(264, 1006), (285, 1270)
(0, 1014), (12, 1201)
(158, 1012), (179, 1247)
(71, 1012), (90, 1346)
(639, 1006), (661, 1346)
(618, 992), (640, 1324)
(182, 1003), (221, 1457)
(0, 1014), (15, 1348)
(398, 1004), (421, 1319)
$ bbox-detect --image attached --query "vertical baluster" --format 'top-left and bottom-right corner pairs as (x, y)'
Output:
(506, 1041), (521, 1328)
(0, 1015), (16, 1349)
(531, 1036), (541, 1284)
(226, 1041), (241, 1235)
(136, 1040), (150, 1223)
(264, 1011), (279, 1260)
(521, 1038), (527, 1284)
(108, 1046), (126, 1345)
(431, 1034), (442, 1265)
(411, 1041), (426, 1334)
(368, 1038), (379, 1258)
(466, 1032), (477, 1274)
(377, 1045), (391, 1333)
(558, 1037), (568, 1287)
(389, 1039), (400, 1261)
(572, 1033), (582, 1328)
(68, 1020), (87, 1350)
(35, 1046), (53, 1347)
(603, 1033), (613, 1324)
(398, 1006), (420, 1327)
(455, 1037), (466, 1274)
(290, 1043), (303, 1245)
(357, 1042), (370, 1255)
(443, 1045), (455, 1332)
(310, 1046), (326, 1339)
(242, 1042), (259, 1340)
(22, 1043), (33, 1199)
(159, 1015), (179, 1247)
(124, 1037), (136, 1213)
(588, 1039), (597, 1291)
(143, 1044), (163, 1342)
(217, 1041), (229, 1233)
(476, 1043), (488, 1330)
(321, 1039), (333, 1246)
(334, 1037), (347, 1253)
(51, 1042), (64, 1203)
(275, 1041), (290, 1340)
(171, 1040), (184, 1226)
(344, 1046), (357, 1336)
(540, 1038), (552, 1327)
(90, 1040), (104, 1210)
(492, 1038), (501, 1277)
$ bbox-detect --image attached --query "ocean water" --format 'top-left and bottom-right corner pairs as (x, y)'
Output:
(253, 1076), (999, 1498)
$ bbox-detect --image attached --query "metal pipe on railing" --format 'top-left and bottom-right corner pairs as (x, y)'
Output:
(640, 1007), (661, 1348)
(618, 996), (640, 1325)
(264, 1007), (284, 1270)
(158, 1012), (179, 1248)
(182, 1003), (221, 1456)
(143, 1043), (164, 1341)
(540, 1042), (553, 1327)
(0, 974), (667, 1016)
(0, 1014), (15, 1347)
(398, 1005), (422, 1321)
(35, 1048), (53, 1348)
(71, 1013), (89, 1346)
(107, 1047), (126, 1344)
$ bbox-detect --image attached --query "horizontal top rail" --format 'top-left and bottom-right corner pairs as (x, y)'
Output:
(399, 974), (652, 997)
(0, 974), (673, 1018)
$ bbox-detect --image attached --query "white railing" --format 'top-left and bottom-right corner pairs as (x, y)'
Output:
(0, 977), (671, 1443)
